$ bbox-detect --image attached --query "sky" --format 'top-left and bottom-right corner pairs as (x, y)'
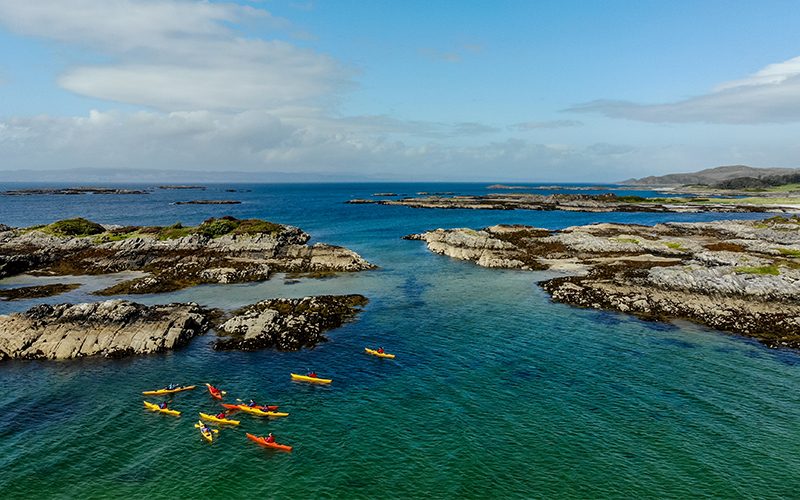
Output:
(1, 0), (800, 182)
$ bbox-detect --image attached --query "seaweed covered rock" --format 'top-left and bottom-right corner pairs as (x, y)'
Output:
(214, 295), (368, 351)
(0, 216), (375, 294)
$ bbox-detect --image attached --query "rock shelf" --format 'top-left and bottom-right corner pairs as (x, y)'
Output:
(407, 216), (800, 348)
(0, 216), (375, 295)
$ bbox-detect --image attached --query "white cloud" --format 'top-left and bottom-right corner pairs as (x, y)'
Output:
(715, 56), (800, 91)
(0, 110), (648, 181)
(567, 56), (800, 124)
(0, 0), (347, 112)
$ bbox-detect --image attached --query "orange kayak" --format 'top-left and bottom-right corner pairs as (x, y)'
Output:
(246, 433), (292, 452)
(206, 383), (225, 400)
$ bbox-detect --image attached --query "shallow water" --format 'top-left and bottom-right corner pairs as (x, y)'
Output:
(0, 183), (796, 498)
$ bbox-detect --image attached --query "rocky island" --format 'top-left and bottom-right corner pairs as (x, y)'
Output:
(406, 216), (800, 348)
(348, 192), (800, 213)
(0, 300), (210, 360)
(0, 283), (80, 300)
(173, 200), (241, 205)
(215, 295), (368, 351)
(0, 216), (374, 295)
(0, 294), (368, 360)
(2, 187), (148, 196)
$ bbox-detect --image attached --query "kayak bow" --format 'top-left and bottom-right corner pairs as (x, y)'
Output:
(246, 433), (292, 452)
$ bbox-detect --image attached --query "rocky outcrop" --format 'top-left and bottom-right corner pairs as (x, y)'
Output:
(0, 283), (80, 301)
(540, 278), (800, 348)
(214, 295), (368, 351)
(173, 200), (240, 205)
(404, 225), (549, 270)
(0, 292), (371, 360)
(2, 187), (148, 195)
(0, 217), (375, 294)
(0, 300), (209, 360)
(408, 216), (800, 348)
(349, 192), (798, 213)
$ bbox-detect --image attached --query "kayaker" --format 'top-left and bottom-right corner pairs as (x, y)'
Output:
(215, 411), (227, 419)
(265, 432), (275, 443)
(159, 401), (168, 410)
(307, 371), (318, 378)
(248, 399), (257, 407)
(377, 347), (385, 354)
(201, 424), (211, 434)
(167, 383), (177, 390)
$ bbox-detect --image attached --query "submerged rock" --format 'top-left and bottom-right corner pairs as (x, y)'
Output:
(0, 300), (209, 360)
(0, 283), (80, 301)
(214, 295), (368, 351)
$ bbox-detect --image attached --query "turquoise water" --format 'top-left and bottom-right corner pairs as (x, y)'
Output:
(1, 183), (798, 498)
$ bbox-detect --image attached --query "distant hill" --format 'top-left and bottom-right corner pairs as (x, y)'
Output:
(621, 165), (800, 186)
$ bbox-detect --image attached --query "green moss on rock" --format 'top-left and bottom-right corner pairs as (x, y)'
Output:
(47, 218), (105, 237)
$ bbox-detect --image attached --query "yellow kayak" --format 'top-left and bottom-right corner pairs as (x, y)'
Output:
(142, 385), (196, 396)
(234, 405), (289, 418)
(291, 373), (332, 384)
(194, 421), (218, 443)
(199, 412), (240, 426)
(365, 348), (396, 359)
(143, 401), (180, 416)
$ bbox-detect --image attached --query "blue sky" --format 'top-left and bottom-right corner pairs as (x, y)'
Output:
(1, 0), (800, 181)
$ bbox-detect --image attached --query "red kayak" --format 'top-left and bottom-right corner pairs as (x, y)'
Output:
(222, 403), (279, 412)
(246, 433), (292, 452)
(205, 383), (225, 400)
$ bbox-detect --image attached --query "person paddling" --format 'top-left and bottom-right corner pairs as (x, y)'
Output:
(159, 401), (168, 410)
(265, 432), (276, 443)
(377, 347), (385, 354)
(215, 411), (227, 419)
(307, 371), (318, 378)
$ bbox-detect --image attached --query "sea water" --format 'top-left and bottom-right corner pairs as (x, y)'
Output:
(0, 183), (796, 498)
